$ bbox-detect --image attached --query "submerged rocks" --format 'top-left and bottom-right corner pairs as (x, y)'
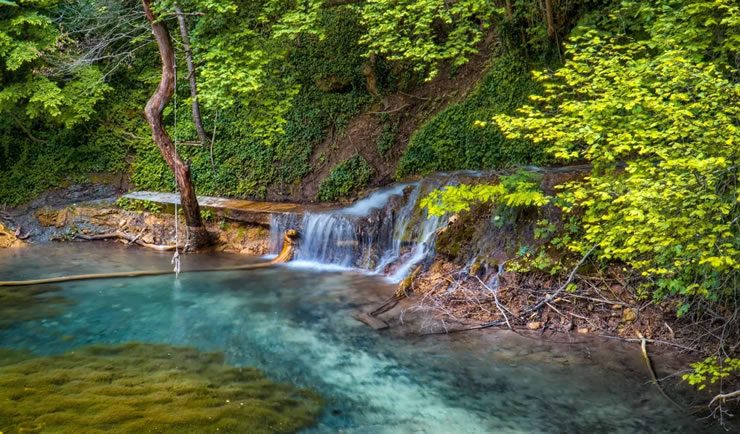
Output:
(0, 343), (323, 432)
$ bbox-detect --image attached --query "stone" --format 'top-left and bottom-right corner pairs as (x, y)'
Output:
(527, 321), (542, 330)
(35, 207), (69, 228)
(577, 327), (590, 334)
(622, 308), (637, 322)
(0, 223), (25, 248)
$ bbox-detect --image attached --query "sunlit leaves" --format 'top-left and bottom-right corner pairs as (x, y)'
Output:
(421, 170), (551, 217)
(493, 0), (740, 302)
(358, 0), (501, 80)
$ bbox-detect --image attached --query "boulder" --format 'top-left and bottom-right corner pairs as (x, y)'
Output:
(0, 223), (25, 248)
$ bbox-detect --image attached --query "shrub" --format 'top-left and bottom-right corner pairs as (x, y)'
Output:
(317, 155), (374, 202)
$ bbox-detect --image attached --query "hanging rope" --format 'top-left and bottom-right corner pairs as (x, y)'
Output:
(171, 51), (181, 279)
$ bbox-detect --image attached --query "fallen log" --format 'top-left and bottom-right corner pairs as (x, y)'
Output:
(0, 230), (299, 287)
(75, 231), (182, 251)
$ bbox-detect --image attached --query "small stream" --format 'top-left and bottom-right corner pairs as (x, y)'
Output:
(0, 244), (716, 433)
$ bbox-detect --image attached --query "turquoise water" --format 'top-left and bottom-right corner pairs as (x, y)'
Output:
(0, 244), (720, 433)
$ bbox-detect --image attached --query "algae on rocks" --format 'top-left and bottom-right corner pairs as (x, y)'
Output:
(0, 343), (323, 433)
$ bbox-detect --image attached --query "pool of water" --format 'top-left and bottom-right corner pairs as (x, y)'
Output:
(0, 244), (719, 433)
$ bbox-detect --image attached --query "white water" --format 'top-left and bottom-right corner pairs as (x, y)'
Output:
(270, 177), (464, 282)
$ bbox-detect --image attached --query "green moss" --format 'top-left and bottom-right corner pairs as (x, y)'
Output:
(0, 343), (323, 433)
(396, 54), (551, 178)
(0, 285), (72, 330)
(317, 155), (374, 202)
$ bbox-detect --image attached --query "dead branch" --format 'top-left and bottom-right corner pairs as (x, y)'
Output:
(75, 231), (181, 251)
(475, 276), (511, 329)
(639, 335), (684, 409)
(709, 390), (740, 408)
(520, 244), (597, 317)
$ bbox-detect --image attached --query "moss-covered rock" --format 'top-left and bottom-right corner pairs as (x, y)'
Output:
(0, 343), (324, 433)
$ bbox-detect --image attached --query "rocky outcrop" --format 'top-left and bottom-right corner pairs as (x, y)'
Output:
(0, 222), (24, 248)
(32, 204), (271, 255)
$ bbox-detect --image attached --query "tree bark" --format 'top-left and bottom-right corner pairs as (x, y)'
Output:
(544, 0), (556, 40)
(174, 4), (209, 145)
(141, 0), (210, 249)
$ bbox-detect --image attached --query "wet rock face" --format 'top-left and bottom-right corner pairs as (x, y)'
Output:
(0, 223), (24, 248)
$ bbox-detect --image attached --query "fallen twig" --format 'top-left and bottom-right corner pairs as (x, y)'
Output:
(639, 334), (684, 409)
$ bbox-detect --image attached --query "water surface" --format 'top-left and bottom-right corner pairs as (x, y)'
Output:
(0, 244), (717, 433)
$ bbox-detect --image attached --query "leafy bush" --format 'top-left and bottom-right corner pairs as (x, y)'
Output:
(494, 0), (740, 305)
(317, 155), (374, 202)
(396, 55), (549, 178)
(421, 170), (550, 217)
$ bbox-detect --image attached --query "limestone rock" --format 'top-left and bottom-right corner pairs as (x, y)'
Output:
(36, 207), (70, 227)
(0, 223), (25, 248)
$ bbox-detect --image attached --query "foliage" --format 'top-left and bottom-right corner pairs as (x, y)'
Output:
(0, 0), (146, 206)
(683, 357), (740, 391)
(357, 0), (502, 81)
(421, 170), (550, 217)
(376, 114), (398, 157)
(0, 0), (109, 126)
(115, 197), (163, 214)
(396, 55), (547, 178)
(129, 5), (370, 200)
(317, 154), (374, 202)
(491, 0), (740, 304)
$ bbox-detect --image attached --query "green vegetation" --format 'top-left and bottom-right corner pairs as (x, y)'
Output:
(396, 55), (547, 178)
(358, 0), (500, 80)
(422, 0), (739, 404)
(0, 343), (323, 432)
(317, 155), (374, 202)
(116, 197), (164, 214)
(422, 170), (549, 217)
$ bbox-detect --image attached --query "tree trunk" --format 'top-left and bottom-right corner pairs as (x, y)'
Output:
(141, 0), (210, 249)
(544, 0), (556, 40)
(174, 4), (209, 145)
(505, 1), (513, 20)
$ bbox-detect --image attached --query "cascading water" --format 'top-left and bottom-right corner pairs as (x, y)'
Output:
(270, 175), (472, 281)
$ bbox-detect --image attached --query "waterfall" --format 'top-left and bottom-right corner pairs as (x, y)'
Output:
(269, 175), (472, 281)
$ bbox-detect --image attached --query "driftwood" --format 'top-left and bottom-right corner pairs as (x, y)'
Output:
(75, 231), (183, 251)
(353, 312), (389, 330)
(0, 230), (299, 288)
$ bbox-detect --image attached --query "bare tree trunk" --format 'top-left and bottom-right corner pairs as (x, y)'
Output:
(544, 0), (556, 40)
(141, 0), (210, 249)
(174, 4), (209, 145)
